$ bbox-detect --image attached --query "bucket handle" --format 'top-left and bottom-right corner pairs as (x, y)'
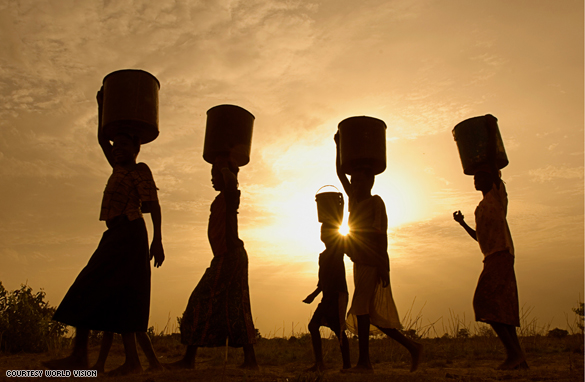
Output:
(315, 185), (341, 196)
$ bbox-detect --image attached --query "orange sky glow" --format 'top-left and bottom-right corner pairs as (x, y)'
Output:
(0, 0), (583, 338)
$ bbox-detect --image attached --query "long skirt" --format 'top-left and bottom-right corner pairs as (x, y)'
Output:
(473, 250), (520, 327)
(180, 246), (256, 348)
(346, 263), (401, 335)
(52, 215), (151, 333)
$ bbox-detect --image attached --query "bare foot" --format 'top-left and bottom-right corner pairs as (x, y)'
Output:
(42, 355), (88, 371)
(89, 364), (105, 375)
(305, 363), (325, 372)
(165, 358), (195, 370)
(497, 356), (527, 370)
(410, 341), (424, 372)
(341, 364), (374, 374)
(145, 363), (166, 373)
(107, 362), (143, 376)
(239, 361), (259, 370)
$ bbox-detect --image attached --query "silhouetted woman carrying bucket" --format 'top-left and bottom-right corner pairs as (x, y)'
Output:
(169, 105), (258, 370)
(43, 70), (165, 375)
(335, 117), (422, 373)
(452, 114), (527, 370)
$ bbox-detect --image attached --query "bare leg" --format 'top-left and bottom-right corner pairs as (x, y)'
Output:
(490, 323), (527, 370)
(341, 314), (373, 373)
(91, 332), (114, 374)
(108, 333), (143, 376)
(42, 327), (89, 370)
(377, 327), (423, 372)
(306, 319), (325, 371)
(166, 345), (197, 370)
(335, 329), (351, 369)
(136, 332), (164, 372)
(240, 344), (259, 370)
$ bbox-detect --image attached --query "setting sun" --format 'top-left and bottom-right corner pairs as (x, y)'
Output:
(339, 222), (350, 236)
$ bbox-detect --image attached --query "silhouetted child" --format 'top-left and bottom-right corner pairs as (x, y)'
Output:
(335, 133), (422, 373)
(43, 89), (165, 376)
(168, 156), (258, 370)
(453, 115), (527, 370)
(303, 223), (351, 371)
(92, 332), (163, 374)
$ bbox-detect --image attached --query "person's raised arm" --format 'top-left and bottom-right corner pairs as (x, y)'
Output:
(334, 132), (351, 198)
(97, 88), (115, 168)
(144, 200), (165, 267)
(453, 210), (477, 241)
(214, 155), (238, 191)
(485, 114), (500, 189)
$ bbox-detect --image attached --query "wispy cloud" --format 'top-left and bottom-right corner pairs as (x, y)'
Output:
(529, 165), (584, 183)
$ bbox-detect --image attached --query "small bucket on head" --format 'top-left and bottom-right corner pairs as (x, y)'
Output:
(315, 185), (344, 225)
(203, 104), (255, 167)
(101, 69), (160, 144)
(338, 116), (387, 175)
(452, 114), (509, 175)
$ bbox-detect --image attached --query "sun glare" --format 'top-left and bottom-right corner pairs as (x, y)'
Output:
(338, 222), (350, 236)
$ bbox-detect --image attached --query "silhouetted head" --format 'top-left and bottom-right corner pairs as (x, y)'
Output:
(112, 133), (140, 165)
(211, 156), (239, 191)
(320, 222), (340, 247)
(350, 168), (375, 197)
(474, 170), (494, 193)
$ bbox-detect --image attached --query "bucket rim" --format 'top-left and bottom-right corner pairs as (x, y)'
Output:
(338, 115), (387, 128)
(103, 69), (160, 88)
(452, 114), (499, 135)
(207, 104), (255, 119)
(315, 185), (342, 196)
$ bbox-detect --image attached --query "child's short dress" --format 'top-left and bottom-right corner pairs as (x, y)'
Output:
(345, 195), (401, 335)
(473, 180), (520, 327)
(52, 163), (158, 333)
(180, 189), (257, 348)
(309, 242), (348, 334)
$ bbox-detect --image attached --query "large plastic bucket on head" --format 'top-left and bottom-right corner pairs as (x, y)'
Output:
(452, 114), (508, 175)
(101, 69), (160, 144)
(338, 116), (387, 175)
(203, 104), (254, 167)
(315, 186), (344, 225)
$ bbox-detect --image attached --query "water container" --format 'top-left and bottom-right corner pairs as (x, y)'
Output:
(203, 104), (254, 166)
(338, 116), (387, 175)
(452, 114), (508, 175)
(315, 186), (344, 225)
(101, 69), (160, 144)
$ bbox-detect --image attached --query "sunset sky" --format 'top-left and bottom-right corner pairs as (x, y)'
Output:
(0, 0), (583, 338)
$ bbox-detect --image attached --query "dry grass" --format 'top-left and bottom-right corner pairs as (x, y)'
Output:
(1, 303), (583, 381)
(3, 330), (578, 382)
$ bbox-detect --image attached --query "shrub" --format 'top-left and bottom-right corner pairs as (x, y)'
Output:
(573, 302), (584, 332)
(0, 282), (67, 353)
(403, 328), (421, 340)
(547, 328), (569, 338)
(457, 328), (470, 339)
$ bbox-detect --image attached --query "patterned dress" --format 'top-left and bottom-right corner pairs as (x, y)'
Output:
(180, 189), (257, 348)
(345, 195), (401, 335)
(53, 163), (158, 333)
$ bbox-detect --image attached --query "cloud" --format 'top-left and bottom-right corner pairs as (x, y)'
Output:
(529, 165), (584, 183)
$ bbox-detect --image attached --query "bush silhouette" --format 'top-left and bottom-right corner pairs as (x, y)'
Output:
(0, 282), (67, 353)
(573, 302), (584, 332)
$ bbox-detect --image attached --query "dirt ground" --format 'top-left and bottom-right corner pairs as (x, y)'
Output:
(0, 347), (583, 382)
